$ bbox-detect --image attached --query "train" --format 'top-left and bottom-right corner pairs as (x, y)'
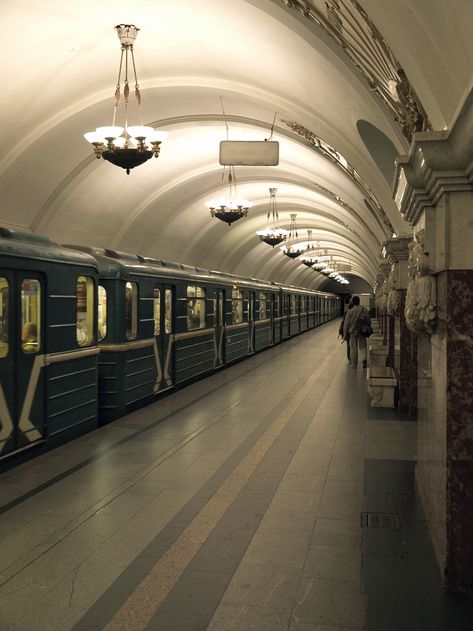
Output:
(0, 228), (341, 469)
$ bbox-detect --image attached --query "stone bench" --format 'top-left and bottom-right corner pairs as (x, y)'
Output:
(367, 366), (397, 408)
(368, 342), (387, 367)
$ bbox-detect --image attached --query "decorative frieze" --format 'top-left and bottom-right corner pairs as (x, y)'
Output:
(280, 0), (430, 142)
(282, 119), (395, 237)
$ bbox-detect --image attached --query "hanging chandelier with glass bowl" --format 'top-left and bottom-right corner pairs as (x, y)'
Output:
(300, 253), (320, 267)
(300, 239), (323, 268)
(281, 213), (306, 259)
(205, 165), (253, 226)
(84, 24), (167, 174)
(256, 188), (289, 247)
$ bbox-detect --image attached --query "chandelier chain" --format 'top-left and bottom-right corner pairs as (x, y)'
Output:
(130, 48), (143, 123)
(112, 48), (125, 126)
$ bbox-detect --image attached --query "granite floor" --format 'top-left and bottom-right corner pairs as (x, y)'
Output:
(0, 320), (471, 630)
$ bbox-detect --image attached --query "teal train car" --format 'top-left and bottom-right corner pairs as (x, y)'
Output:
(0, 229), (341, 468)
(0, 229), (99, 465)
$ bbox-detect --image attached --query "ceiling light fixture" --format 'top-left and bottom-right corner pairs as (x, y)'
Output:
(205, 165), (252, 226)
(84, 25), (167, 174)
(256, 188), (288, 247)
(281, 213), (305, 258)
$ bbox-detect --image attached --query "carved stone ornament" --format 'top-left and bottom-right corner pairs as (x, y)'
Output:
(405, 240), (436, 335)
(375, 279), (388, 310)
(280, 0), (430, 142)
(282, 119), (394, 237)
(387, 280), (400, 316)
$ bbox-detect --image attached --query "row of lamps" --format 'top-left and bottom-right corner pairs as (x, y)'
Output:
(82, 26), (349, 287)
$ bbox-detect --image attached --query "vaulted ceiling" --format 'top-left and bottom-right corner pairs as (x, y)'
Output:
(1, 0), (471, 291)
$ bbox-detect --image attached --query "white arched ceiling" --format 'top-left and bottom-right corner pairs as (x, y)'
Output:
(0, 0), (469, 291)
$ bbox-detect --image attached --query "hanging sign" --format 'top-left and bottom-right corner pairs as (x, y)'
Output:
(219, 141), (279, 166)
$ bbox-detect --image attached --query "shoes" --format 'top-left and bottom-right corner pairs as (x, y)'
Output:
(362, 360), (367, 369)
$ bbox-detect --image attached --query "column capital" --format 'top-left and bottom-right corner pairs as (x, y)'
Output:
(382, 235), (412, 264)
(393, 88), (473, 226)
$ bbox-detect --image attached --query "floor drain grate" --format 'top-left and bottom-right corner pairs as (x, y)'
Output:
(362, 512), (401, 529)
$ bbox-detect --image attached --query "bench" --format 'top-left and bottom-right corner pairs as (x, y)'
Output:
(368, 340), (387, 367)
(367, 366), (397, 408)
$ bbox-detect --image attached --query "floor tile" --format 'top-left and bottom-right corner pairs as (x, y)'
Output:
(292, 577), (365, 629)
(221, 562), (301, 612)
(207, 602), (292, 631)
(303, 544), (362, 582)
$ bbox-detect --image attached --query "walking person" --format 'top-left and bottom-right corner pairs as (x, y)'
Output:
(339, 302), (353, 363)
(343, 296), (369, 369)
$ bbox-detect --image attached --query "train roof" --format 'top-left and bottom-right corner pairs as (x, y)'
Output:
(0, 229), (339, 297)
(0, 228), (97, 268)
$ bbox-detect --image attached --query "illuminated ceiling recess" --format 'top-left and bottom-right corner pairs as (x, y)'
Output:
(256, 188), (288, 247)
(205, 165), (253, 226)
(83, 25), (167, 174)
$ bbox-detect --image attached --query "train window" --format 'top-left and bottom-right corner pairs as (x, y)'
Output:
(154, 288), (161, 335)
(290, 294), (297, 315)
(98, 285), (107, 342)
(76, 276), (94, 347)
(21, 279), (41, 354)
(258, 292), (267, 319)
(231, 288), (243, 324)
(0, 278), (8, 358)
(165, 289), (172, 334)
(125, 281), (138, 340)
(187, 285), (206, 330)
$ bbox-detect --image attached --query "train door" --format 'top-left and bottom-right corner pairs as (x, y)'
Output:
(270, 294), (275, 344)
(213, 289), (225, 367)
(282, 293), (289, 338)
(153, 285), (174, 392)
(0, 271), (46, 459)
(248, 291), (256, 353)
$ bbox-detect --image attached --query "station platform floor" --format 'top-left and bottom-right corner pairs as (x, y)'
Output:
(1, 320), (472, 631)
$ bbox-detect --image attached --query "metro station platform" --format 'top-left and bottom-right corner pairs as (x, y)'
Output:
(1, 321), (472, 631)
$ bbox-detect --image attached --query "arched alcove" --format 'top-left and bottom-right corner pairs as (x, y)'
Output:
(356, 119), (399, 186)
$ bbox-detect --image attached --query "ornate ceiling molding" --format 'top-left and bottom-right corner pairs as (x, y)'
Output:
(280, 0), (430, 142)
(282, 119), (394, 236)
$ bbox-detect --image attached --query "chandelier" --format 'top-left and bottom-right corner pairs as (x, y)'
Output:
(300, 239), (323, 267)
(205, 165), (252, 226)
(319, 259), (349, 284)
(281, 213), (305, 258)
(256, 188), (288, 247)
(300, 254), (320, 267)
(84, 25), (167, 174)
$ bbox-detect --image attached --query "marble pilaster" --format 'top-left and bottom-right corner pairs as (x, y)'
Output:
(393, 88), (473, 595)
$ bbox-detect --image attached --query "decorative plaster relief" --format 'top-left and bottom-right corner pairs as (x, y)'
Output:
(281, 120), (394, 237)
(280, 0), (430, 142)
(405, 240), (436, 335)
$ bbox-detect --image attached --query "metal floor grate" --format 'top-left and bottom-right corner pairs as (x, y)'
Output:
(361, 512), (401, 529)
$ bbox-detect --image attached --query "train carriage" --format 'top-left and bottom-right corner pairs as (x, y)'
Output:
(0, 229), (99, 464)
(0, 229), (341, 469)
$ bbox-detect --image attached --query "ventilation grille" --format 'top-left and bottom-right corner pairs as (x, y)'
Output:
(362, 512), (401, 529)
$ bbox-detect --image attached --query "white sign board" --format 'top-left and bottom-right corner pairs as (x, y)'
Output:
(219, 141), (279, 166)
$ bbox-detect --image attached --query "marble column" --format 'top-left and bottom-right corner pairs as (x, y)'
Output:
(393, 88), (473, 596)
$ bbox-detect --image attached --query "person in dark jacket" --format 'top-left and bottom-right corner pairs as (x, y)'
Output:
(340, 302), (353, 363)
(343, 296), (369, 368)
